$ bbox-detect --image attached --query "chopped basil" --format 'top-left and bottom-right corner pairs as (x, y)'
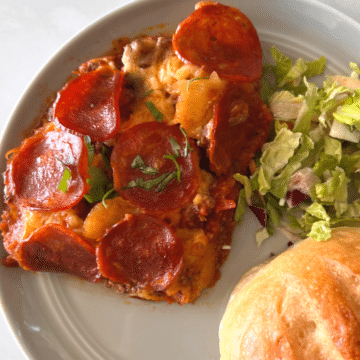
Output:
(121, 173), (169, 191)
(163, 153), (181, 182)
(186, 77), (209, 92)
(145, 101), (163, 123)
(155, 171), (178, 192)
(141, 89), (154, 98)
(131, 154), (158, 175)
(84, 135), (95, 165)
(180, 127), (193, 157)
(102, 188), (118, 208)
(120, 128), (194, 194)
(57, 159), (72, 193)
(169, 138), (181, 157)
(85, 166), (113, 204)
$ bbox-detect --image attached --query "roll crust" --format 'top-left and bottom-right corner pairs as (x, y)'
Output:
(219, 227), (360, 360)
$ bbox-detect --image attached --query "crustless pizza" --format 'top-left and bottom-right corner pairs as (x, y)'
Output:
(0, 2), (273, 304)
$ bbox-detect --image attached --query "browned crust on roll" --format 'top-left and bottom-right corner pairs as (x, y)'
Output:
(219, 227), (360, 360)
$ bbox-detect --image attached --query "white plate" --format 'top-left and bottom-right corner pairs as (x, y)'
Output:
(1, 1), (360, 359)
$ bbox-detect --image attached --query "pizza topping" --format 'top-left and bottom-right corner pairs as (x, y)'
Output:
(111, 122), (200, 211)
(4, 129), (90, 211)
(97, 214), (183, 291)
(208, 83), (273, 174)
(145, 101), (164, 122)
(179, 127), (194, 157)
(0, 4), (273, 304)
(173, 2), (262, 81)
(16, 224), (101, 283)
(84, 135), (95, 165)
(186, 77), (210, 92)
(57, 159), (72, 193)
(54, 65), (124, 142)
(131, 155), (158, 175)
(84, 166), (114, 204)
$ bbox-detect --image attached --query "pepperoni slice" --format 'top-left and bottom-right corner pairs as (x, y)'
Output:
(16, 224), (101, 283)
(4, 128), (90, 211)
(54, 65), (124, 142)
(173, 2), (262, 82)
(111, 122), (200, 211)
(208, 83), (273, 175)
(97, 214), (183, 290)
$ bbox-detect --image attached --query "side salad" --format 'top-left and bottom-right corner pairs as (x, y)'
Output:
(235, 47), (360, 243)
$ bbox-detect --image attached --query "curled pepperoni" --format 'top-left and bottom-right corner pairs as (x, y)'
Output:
(54, 65), (124, 142)
(16, 224), (101, 283)
(111, 122), (200, 211)
(208, 83), (273, 175)
(173, 2), (262, 82)
(4, 128), (90, 211)
(97, 214), (183, 291)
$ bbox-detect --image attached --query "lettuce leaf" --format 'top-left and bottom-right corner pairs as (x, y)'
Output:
(270, 46), (326, 95)
(293, 79), (320, 134)
(307, 220), (332, 242)
(315, 167), (349, 217)
(269, 91), (303, 120)
(270, 134), (314, 199)
(239, 55), (360, 244)
(257, 128), (302, 195)
(333, 94), (360, 130)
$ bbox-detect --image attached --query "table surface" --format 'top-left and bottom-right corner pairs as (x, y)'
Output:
(0, 0), (360, 359)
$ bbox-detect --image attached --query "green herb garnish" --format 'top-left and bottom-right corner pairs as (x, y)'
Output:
(84, 135), (95, 165)
(141, 89), (154, 98)
(155, 171), (178, 192)
(179, 127), (193, 157)
(121, 173), (169, 191)
(84, 167), (112, 204)
(145, 101), (163, 123)
(57, 159), (72, 193)
(169, 138), (181, 157)
(187, 77), (209, 92)
(163, 152), (181, 182)
(131, 155), (158, 175)
(102, 188), (118, 209)
(120, 130), (191, 193)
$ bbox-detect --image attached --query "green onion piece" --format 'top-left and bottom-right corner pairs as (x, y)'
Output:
(145, 101), (163, 123)
(186, 77), (209, 92)
(84, 135), (95, 165)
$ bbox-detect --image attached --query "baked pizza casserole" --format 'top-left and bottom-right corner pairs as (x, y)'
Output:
(0, 2), (273, 304)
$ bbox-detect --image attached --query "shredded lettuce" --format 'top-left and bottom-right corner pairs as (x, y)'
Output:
(333, 96), (360, 130)
(258, 128), (302, 195)
(269, 91), (303, 121)
(265, 46), (326, 97)
(235, 47), (360, 243)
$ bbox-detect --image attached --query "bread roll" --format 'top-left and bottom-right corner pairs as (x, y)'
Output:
(219, 227), (360, 360)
